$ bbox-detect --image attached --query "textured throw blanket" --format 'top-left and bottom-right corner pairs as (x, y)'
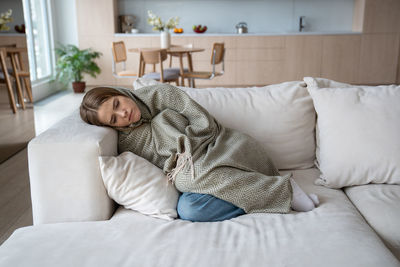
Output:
(116, 84), (292, 213)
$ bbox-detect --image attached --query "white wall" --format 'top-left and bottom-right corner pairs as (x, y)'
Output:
(118, 0), (354, 34)
(51, 0), (78, 47)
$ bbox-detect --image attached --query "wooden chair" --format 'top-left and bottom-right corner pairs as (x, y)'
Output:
(183, 43), (225, 88)
(0, 47), (17, 113)
(6, 47), (33, 110)
(138, 49), (180, 85)
(111, 41), (138, 78)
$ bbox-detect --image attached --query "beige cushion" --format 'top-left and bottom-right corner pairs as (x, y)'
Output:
(304, 76), (353, 89)
(305, 77), (400, 188)
(345, 184), (400, 260)
(99, 151), (179, 220)
(142, 71), (179, 81)
(183, 82), (316, 170)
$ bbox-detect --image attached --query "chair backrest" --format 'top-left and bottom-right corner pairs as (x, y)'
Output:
(140, 49), (168, 64)
(210, 43), (225, 65)
(112, 41), (127, 63)
(138, 49), (168, 77)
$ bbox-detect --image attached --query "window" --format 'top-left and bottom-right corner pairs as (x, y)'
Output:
(22, 0), (54, 83)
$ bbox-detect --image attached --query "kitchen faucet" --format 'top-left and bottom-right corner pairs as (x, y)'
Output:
(299, 16), (306, 32)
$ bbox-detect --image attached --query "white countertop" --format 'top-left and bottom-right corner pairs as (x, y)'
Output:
(115, 31), (361, 37)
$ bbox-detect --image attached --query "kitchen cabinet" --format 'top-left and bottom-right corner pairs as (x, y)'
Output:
(358, 33), (400, 84)
(283, 35), (323, 82)
(321, 35), (361, 84)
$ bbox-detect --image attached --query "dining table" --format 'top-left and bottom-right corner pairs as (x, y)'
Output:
(128, 46), (205, 87)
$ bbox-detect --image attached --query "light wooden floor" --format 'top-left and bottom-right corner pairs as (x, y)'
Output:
(0, 148), (32, 245)
(0, 88), (84, 245)
(0, 86), (35, 163)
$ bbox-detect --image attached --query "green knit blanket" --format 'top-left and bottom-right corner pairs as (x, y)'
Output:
(116, 84), (292, 213)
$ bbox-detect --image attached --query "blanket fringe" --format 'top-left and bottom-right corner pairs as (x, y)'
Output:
(166, 152), (194, 184)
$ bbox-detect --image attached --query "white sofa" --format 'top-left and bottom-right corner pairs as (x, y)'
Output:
(0, 78), (399, 267)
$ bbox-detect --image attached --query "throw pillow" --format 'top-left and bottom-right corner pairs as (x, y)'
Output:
(99, 152), (180, 220)
(182, 82), (316, 170)
(304, 76), (353, 90)
(307, 83), (400, 188)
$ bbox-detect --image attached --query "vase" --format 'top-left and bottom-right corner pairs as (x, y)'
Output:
(160, 31), (170, 49)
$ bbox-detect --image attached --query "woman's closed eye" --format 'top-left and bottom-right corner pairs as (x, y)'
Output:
(109, 114), (116, 125)
(109, 98), (120, 125)
(113, 98), (119, 110)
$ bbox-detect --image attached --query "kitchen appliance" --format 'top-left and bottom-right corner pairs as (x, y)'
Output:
(235, 22), (248, 34)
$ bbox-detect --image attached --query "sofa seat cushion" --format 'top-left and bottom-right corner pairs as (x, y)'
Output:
(344, 184), (400, 260)
(1, 168), (398, 267)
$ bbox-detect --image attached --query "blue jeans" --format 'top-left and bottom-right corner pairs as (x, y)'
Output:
(177, 192), (245, 222)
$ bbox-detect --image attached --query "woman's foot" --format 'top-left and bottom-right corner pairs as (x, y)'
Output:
(308, 193), (320, 206)
(290, 178), (318, 212)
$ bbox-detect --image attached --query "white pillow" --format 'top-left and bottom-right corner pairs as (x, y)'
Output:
(304, 76), (353, 90)
(99, 152), (180, 220)
(133, 77), (161, 89)
(307, 84), (400, 188)
(182, 82), (316, 170)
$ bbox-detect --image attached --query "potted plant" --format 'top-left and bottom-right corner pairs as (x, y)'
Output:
(55, 44), (102, 93)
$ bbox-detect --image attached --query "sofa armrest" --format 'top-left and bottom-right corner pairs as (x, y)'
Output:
(28, 111), (117, 225)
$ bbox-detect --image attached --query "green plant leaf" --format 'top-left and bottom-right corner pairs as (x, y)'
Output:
(54, 44), (102, 83)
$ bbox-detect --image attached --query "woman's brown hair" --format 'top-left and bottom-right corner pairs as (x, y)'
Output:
(80, 87), (126, 126)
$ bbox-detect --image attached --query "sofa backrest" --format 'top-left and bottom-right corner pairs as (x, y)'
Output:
(181, 81), (316, 170)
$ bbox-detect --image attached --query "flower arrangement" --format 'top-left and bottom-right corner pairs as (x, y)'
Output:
(147, 10), (179, 32)
(0, 9), (13, 31)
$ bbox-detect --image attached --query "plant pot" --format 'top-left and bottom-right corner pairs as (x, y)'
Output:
(72, 81), (86, 93)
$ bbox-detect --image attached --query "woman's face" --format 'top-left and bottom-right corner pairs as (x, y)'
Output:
(97, 96), (141, 127)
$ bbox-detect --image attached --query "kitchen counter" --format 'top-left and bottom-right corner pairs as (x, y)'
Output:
(115, 31), (361, 37)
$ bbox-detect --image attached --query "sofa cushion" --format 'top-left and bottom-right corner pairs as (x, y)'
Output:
(345, 184), (400, 260)
(99, 152), (179, 221)
(305, 78), (400, 188)
(183, 82), (315, 170)
(304, 76), (353, 90)
(1, 168), (398, 267)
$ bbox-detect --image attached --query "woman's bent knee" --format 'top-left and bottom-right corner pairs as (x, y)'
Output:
(177, 192), (245, 222)
(177, 193), (211, 222)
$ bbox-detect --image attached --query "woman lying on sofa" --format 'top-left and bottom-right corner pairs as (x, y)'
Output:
(80, 84), (319, 222)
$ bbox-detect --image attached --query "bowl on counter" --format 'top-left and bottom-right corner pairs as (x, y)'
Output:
(193, 25), (207, 33)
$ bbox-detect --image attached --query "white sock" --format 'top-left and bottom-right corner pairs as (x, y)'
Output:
(290, 178), (317, 212)
(308, 193), (320, 206)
